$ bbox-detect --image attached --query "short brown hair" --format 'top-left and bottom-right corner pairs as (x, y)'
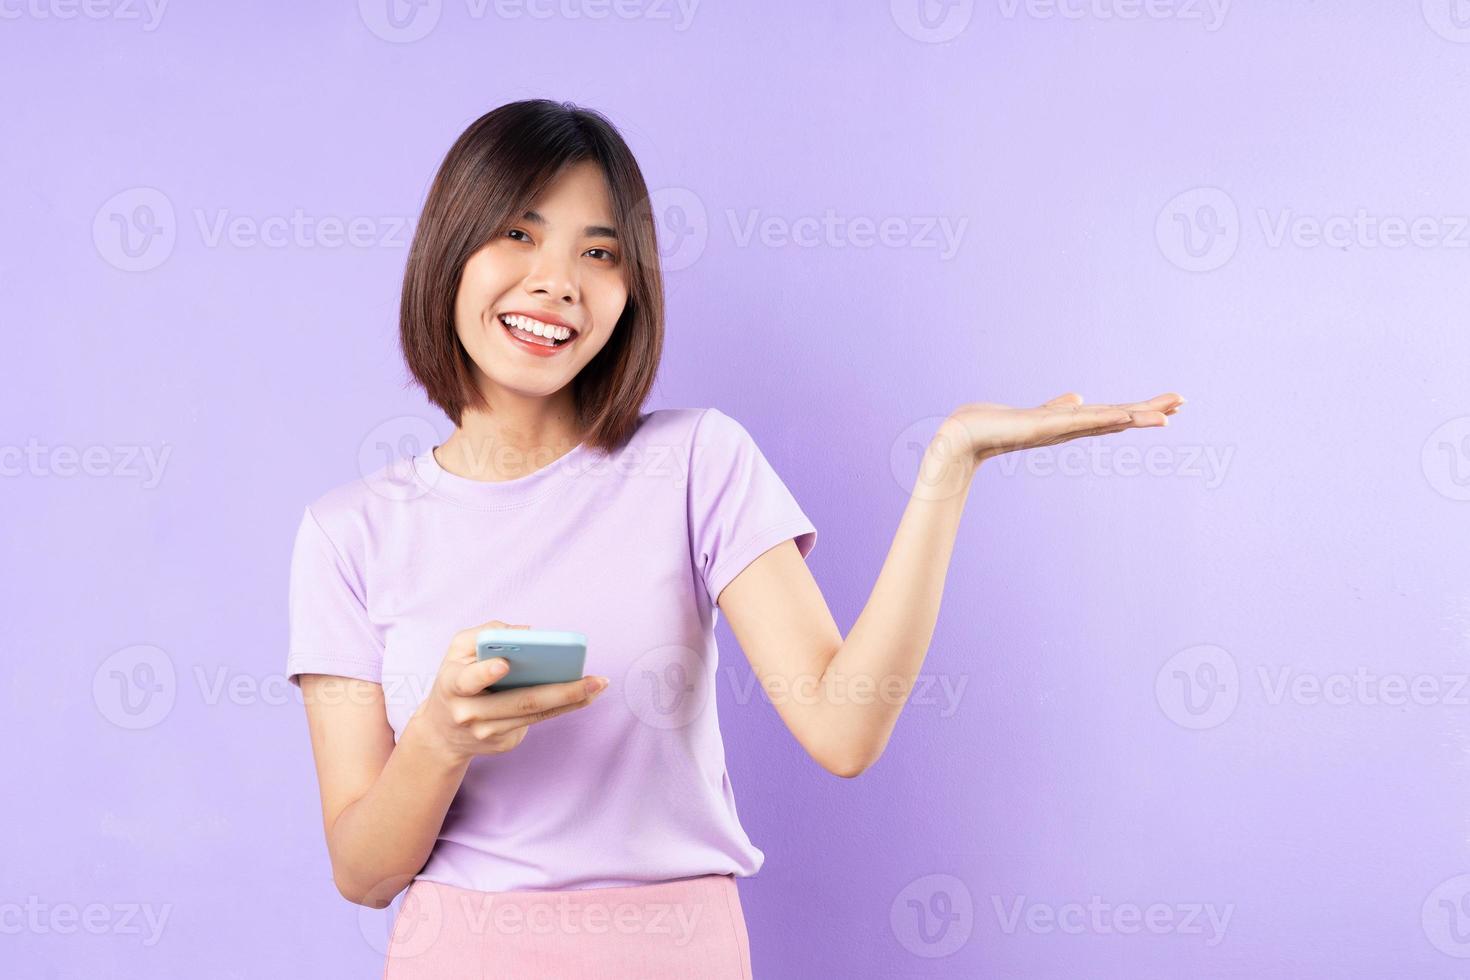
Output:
(399, 99), (664, 454)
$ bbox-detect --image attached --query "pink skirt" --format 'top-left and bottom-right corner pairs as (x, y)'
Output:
(381, 873), (753, 979)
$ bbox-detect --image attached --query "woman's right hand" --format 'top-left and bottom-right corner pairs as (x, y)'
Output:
(411, 620), (610, 763)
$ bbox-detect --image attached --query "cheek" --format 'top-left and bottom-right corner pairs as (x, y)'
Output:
(459, 246), (512, 302)
(596, 279), (630, 326)
(451, 290), (481, 339)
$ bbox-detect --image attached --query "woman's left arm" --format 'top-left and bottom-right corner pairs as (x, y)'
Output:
(716, 391), (1184, 779)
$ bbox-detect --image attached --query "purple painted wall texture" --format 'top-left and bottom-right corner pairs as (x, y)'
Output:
(5, 2), (1469, 977)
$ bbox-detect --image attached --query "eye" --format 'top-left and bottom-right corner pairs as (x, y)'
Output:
(586, 247), (618, 263)
(505, 228), (531, 242)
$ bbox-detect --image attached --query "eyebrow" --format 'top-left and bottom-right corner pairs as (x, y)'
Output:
(521, 209), (618, 240)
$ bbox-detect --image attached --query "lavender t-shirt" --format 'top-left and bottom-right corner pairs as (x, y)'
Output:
(286, 407), (817, 893)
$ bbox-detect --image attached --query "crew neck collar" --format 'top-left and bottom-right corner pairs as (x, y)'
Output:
(412, 439), (598, 509)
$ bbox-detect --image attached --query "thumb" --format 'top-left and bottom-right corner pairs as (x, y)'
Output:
(451, 655), (511, 697)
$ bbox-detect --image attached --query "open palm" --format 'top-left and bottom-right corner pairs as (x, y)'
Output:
(940, 391), (1184, 464)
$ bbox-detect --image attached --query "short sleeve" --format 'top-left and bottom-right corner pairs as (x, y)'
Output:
(689, 408), (818, 607)
(286, 506), (385, 687)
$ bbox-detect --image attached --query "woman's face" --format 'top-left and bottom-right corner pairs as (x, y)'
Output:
(453, 159), (629, 403)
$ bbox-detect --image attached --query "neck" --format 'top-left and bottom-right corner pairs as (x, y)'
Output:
(436, 390), (583, 482)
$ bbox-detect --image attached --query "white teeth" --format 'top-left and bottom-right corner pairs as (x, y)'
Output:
(500, 314), (573, 343)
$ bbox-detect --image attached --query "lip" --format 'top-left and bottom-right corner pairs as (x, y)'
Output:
(495, 311), (579, 358)
(498, 310), (580, 335)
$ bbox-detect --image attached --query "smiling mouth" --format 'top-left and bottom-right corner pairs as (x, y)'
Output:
(497, 313), (578, 348)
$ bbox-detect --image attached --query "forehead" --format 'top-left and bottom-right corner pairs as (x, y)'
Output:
(530, 161), (614, 219)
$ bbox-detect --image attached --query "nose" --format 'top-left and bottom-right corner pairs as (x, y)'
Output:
(523, 251), (578, 306)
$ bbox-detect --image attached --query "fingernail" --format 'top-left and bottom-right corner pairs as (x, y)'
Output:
(492, 658), (510, 672)
(585, 677), (607, 695)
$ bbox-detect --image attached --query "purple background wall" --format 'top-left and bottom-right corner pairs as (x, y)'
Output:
(4, 2), (1468, 977)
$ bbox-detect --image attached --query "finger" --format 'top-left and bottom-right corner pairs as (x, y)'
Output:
(1120, 393), (1184, 412)
(1041, 409), (1169, 447)
(468, 675), (608, 720)
(1035, 418), (1134, 446)
(1036, 405), (1133, 438)
(1129, 410), (1169, 427)
(451, 656), (513, 697)
(1041, 392), (1084, 409)
(1083, 394), (1180, 416)
(495, 694), (603, 733)
(444, 619), (514, 665)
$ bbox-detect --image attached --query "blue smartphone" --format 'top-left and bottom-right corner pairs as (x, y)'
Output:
(475, 628), (588, 693)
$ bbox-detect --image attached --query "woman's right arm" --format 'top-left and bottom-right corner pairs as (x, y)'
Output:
(300, 673), (469, 908)
(298, 621), (610, 908)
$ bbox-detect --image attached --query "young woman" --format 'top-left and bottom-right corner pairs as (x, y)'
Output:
(286, 99), (1182, 978)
